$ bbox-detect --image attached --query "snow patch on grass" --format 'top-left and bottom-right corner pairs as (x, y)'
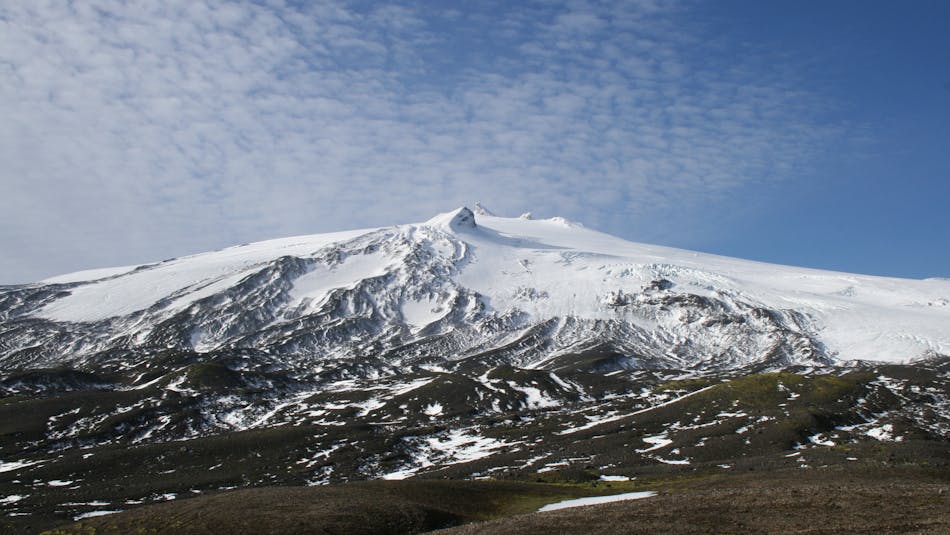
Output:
(866, 423), (902, 442)
(422, 402), (443, 416)
(636, 434), (672, 453)
(0, 460), (42, 473)
(74, 510), (123, 521)
(508, 383), (559, 409)
(598, 475), (631, 481)
(539, 491), (657, 512)
(381, 429), (511, 480)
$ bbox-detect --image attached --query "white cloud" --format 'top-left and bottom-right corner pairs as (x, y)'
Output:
(0, 0), (840, 282)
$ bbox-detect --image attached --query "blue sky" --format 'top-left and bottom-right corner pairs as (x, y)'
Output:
(1, 0), (947, 283)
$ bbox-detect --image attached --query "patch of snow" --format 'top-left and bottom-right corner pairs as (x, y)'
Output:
(636, 434), (672, 453)
(0, 460), (42, 473)
(538, 491), (657, 512)
(247, 392), (315, 428)
(808, 433), (836, 447)
(422, 403), (443, 416)
(865, 423), (902, 442)
(509, 383), (559, 409)
(298, 443), (345, 469)
(653, 457), (690, 465)
(381, 428), (511, 480)
(514, 455), (548, 470)
(401, 297), (448, 332)
(164, 374), (193, 394)
(716, 411), (748, 418)
(288, 251), (395, 314)
(598, 475), (631, 482)
(306, 465), (335, 486)
(475, 370), (503, 393)
(537, 461), (570, 473)
(130, 373), (168, 391)
(380, 469), (417, 481)
(427, 429), (508, 464)
(354, 398), (387, 417)
(547, 372), (573, 391)
(74, 510), (123, 520)
(0, 495), (26, 505)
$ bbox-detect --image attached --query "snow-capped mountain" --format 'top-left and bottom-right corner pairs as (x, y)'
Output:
(1, 206), (947, 374)
(3, 207), (949, 527)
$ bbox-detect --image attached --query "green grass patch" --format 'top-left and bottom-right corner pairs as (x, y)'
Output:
(674, 371), (869, 412)
(655, 377), (718, 394)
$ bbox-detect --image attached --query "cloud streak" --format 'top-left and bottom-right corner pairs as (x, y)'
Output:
(1, 0), (839, 282)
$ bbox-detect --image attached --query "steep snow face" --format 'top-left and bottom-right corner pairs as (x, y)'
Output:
(2, 207), (948, 369)
(34, 229), (376, 323)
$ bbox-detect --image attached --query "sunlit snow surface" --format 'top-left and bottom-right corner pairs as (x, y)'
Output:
(0, 460), (43, 473)
(37, 229), (372, 322)
(74, 510), (123, 520)
(31, 208), (950, 363)
(40, 265), (138, 284)
(538, 491), (657, 512)
(459, 213), (949, 363)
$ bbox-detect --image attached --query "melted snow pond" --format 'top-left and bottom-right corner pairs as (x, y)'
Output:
(538, 491), (657, 512)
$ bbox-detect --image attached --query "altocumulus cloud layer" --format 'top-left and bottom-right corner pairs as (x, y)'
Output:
(1, 0), (837, 282)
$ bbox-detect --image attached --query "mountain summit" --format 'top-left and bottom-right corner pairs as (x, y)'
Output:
(426, 206), (478, 230)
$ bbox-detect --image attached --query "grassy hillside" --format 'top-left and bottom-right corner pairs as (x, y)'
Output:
(38, 466), (950, 534)
(38, 480), (614, 535)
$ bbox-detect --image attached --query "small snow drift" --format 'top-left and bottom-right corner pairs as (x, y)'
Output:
(538, 491), (657, 512)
